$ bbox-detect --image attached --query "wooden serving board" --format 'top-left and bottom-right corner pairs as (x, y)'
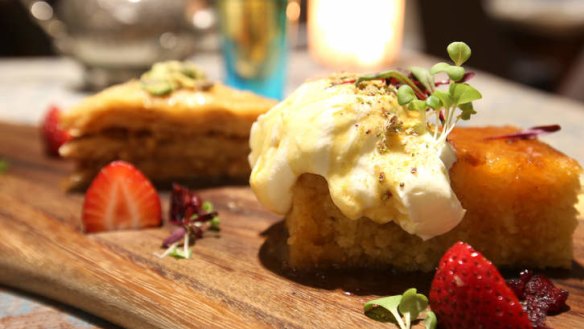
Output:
(0, 122), (583, 329)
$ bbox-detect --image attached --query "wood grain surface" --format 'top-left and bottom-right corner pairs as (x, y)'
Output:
(0, 122), (583, 328)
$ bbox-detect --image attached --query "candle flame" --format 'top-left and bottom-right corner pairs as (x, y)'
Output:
(308, 0), (405, 69)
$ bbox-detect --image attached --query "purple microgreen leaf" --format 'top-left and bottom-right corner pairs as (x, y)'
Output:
(170, 183), (202, 225)
(410, 66), (434, 93)
(162, 227), (186, 247)
(485, 125), (561, 141)
(438, 110), (446, 124)
(461, 71), (475, 82)
(190, 211), (218, 223)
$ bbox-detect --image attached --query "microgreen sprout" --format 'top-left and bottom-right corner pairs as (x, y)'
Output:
(364, 288), (436, 329)
(157, 184), (221, 259)
(354, 41), (481, 145)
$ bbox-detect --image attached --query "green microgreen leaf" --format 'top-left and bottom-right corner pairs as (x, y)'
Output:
(0, 160), (8, 174)
(408, 99), (428, 111)
(364, 289), (434, 329)
(447, 41), (471, 66)
(424, 311), (437, 329)
(432, 90), (452, 109)
(429, 62), (450, 75)
(209, 216), (221, 231)
(398, 288), (429, 328)
(410, 66), (434, 92)
(364, 295), (403, 326)
(202, 201), (214, 212)
(430, 63), (464, 81)
(449, 83), (482, 105)
(458, 102), (477, 120)
(425, 95), (441, 109)
(397, 85), (416, 105)
(169, 246), (192, 259)
(446, 66), (465, 82)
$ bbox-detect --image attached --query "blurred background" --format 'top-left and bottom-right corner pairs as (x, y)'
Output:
(1, 0), (583, 102)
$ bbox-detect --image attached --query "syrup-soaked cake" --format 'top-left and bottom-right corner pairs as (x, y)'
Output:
(285, 127), (581, 271)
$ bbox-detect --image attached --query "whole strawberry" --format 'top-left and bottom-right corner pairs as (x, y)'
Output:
(429, 241), (531, 329)
(41, 105), (70, 157)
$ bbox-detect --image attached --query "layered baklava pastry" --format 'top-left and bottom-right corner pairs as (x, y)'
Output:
(60, 61), (276, 189)
(249, 69), (582, 271)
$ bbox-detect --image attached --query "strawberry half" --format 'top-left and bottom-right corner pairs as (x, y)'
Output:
(41, 105), (70, 157)
(429, 242), (532, 329)
(82, 161), (162, 233)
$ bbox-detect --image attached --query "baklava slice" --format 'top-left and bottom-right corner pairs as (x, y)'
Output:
(60, 62), (276, 189)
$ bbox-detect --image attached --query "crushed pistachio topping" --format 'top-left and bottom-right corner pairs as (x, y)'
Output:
(140, 61), (212, 96)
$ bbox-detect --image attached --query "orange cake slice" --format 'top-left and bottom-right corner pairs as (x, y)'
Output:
(60, 61), (276, 188)
(284, 127), (581, 271)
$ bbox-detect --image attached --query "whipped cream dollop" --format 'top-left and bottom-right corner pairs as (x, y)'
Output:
(249, 77), (465, 240)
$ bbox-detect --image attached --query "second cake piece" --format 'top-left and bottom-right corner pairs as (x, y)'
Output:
(60, 61), (277, 189)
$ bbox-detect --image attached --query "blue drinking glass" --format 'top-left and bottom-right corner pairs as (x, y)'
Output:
(217, 0), (288, 100)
